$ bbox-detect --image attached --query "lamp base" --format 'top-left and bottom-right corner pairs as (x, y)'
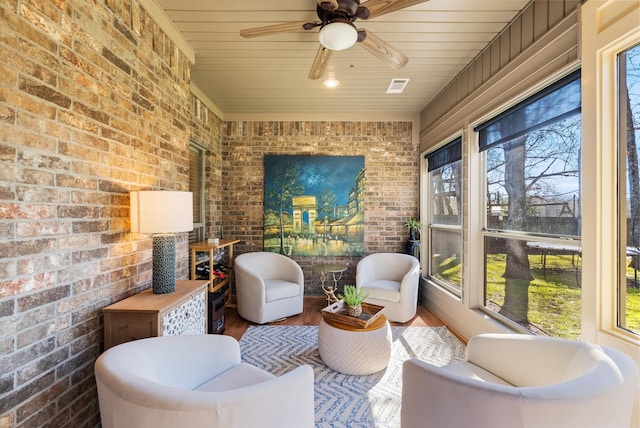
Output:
(152, 234), (176, 294)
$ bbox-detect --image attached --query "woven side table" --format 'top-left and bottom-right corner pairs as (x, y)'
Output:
(317, 314), (392, 375)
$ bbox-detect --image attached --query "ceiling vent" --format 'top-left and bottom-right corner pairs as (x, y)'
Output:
(386, 78), (409, 94)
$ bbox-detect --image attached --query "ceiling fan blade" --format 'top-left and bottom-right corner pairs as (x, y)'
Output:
(240, 21), (315, 38)
(317, 0), (339, 11)
(308, 46), (333, 80)
(358, 30), (408, 69)
(359, 0), (430, 19)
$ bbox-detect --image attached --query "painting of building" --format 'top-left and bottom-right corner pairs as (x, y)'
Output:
(264, 155), (365, 256)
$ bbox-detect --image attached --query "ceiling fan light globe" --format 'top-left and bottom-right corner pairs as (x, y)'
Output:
(318, 22), (358, 51)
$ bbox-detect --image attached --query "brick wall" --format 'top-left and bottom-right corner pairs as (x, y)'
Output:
(0, 0), (194, 426)
(221, 121), (418, 294)
(0, 0), (419, 426)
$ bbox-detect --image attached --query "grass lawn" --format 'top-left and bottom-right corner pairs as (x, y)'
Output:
(436, 253), (640, 338)
(625, 286), (640, 331)
(431, 255), (462, 293)
(486, 254), (582, 339)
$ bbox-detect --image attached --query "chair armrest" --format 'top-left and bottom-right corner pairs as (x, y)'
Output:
(399, 261), (420, 298)
(95, 335), (244, 411)
(96, 365), (315, 428)
(355, 257), (375, 287)
(465, 334), (600, 386)
(96, 335), (242, 391)
(236, 265), (267, 296)
(401, 358), (523, 428)
(280, 256), (304, 287)
(215, 364), (315, 428)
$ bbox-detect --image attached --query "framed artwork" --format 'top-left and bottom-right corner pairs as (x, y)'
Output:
(264, 155), (365, 256)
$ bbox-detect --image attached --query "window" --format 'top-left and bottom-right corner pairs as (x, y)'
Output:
(189, 143), (206, 242)
(426, 137), (462, 295)
(618, 43), (640, 336)
(476, 70), (582, 338)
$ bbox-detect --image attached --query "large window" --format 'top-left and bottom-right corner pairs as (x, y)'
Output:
(189, 143), (206, 242)
(476, 71), (582, 338)
(426, 137), (462, 296)
(618, 43), (640, 336)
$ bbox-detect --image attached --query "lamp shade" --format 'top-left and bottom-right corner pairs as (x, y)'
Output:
(130, 191), (193, 234)
(318, 22), (358, 51)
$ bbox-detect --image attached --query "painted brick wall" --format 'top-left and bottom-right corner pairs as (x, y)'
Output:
(221, 121), (418, 295)
(0, 0), (195, 426)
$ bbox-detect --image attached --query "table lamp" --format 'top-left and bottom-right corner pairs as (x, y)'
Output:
(130, 191), (193, 294)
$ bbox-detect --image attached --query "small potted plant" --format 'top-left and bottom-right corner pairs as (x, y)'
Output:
(405, 217), (422, 240)
(339, 285), (369, 317)
(405, 217), (422, 259)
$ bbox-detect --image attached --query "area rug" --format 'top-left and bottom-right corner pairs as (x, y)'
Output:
(239, 325), (466, 428)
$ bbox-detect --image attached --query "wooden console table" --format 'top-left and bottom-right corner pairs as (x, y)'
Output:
(102, 280), (208, 350)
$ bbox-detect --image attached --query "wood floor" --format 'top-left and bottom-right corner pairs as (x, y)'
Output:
(222, 296), (447, 341)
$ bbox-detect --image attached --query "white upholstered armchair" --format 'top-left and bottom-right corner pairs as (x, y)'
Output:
(401, 333), (639, 428)
(235, 251), (304, 324)
(95, 334), (315, 428)
(356, 252), (420, 322)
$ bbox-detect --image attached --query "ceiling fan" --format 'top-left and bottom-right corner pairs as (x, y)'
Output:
(240, 0), (430, 80)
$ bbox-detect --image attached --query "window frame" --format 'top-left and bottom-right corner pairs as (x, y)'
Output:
(425, 136), (464, 298)
(473, 70), (583, 336)
(616, 42), (640, 337)
(419, 0), (640, 360)
(581, 0), (640, 347)
(189, 142), (206, 243)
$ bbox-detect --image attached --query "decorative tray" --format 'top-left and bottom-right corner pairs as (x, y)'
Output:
(321, 300), (384, 329)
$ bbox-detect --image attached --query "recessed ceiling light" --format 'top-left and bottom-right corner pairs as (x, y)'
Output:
(322, 71), (340, 88)
(323, 78), (340, 88)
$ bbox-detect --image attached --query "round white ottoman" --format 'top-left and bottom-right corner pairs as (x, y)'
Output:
(318, 315), (392, 375)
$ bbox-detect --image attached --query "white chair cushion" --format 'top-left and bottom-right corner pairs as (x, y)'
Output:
(195, 363), (275, 392)
(264, 280), (300, 302)
(362, 279), (401, 302)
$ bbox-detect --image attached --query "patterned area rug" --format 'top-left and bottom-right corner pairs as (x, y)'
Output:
(239, 325), (466, 428)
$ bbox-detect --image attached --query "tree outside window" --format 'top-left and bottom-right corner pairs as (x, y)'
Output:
(478, 71), (582, 338)
(619, 43), (640, 336)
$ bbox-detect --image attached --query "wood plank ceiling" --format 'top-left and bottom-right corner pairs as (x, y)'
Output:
(155, 0), (531, 117)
